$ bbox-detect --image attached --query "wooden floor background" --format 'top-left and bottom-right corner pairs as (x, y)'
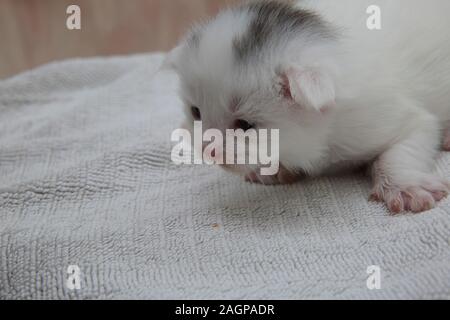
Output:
(0, 0), (239, 79)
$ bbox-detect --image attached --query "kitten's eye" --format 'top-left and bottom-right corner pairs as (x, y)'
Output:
(191, 106), (201, 120)
(235, 119), (253, 131)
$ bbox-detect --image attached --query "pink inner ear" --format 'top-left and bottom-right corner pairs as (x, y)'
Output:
(280, 67), (336, 113)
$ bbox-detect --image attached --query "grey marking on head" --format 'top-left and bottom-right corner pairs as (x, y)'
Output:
(233, 0), (335, 62)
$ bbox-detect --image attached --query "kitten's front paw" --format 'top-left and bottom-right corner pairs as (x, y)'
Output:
(245, 166), (299, 185)
(370, 176), (450, 214)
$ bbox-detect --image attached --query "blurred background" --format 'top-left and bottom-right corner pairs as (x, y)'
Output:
(0, 0), (239, 79)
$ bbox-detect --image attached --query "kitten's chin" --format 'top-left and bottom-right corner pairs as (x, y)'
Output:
(218, 164), (250, 176)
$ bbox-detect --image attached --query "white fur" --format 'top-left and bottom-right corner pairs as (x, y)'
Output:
(169, 0), (450, 213)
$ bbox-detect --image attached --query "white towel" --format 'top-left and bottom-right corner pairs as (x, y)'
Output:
(0, 54), (449, 299)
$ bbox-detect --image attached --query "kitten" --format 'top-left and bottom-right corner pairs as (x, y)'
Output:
(165, 0), (450, 213)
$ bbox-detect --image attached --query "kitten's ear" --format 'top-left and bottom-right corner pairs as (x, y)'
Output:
(280, 67), (335, 112)
(160, 45), (184, 71)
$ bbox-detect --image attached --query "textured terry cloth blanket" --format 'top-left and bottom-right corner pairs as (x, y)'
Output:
(0, 54), (449, 300)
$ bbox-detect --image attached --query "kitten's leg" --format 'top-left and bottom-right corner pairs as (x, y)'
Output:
(370, 112), (449, 213)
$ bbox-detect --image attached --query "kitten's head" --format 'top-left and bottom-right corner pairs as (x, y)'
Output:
(166, 0), (341, 178)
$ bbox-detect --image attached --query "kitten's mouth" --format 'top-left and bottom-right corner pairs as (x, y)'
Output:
(218, 163), (248, 174)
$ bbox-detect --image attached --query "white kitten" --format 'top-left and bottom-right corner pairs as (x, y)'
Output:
(166, 0), (450, 213)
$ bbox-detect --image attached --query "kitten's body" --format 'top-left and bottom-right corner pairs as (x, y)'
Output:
(304, 0), (450, 162)
(168, 0), (450, 213)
